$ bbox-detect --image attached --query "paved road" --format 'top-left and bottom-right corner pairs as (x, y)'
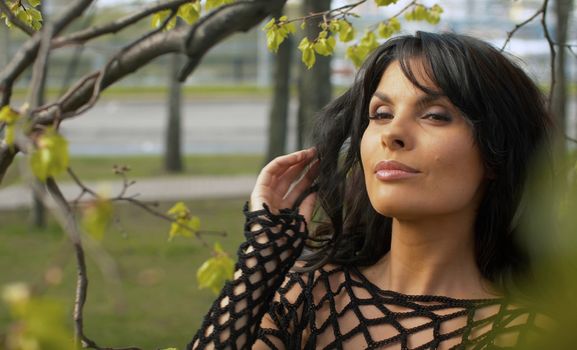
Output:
(61, 98), (300, 155)
(0, 175), (257, 210)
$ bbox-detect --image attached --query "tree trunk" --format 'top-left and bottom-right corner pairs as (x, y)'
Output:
(164, 52), (184, 172)
(297, 0), (332, 149)
(552, 0), (573, 144)
(265, 7), (293, 164)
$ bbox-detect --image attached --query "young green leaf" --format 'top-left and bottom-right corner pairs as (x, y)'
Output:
(346, 44), (368, 68)
(27, 7), (42, 30)
(166, 201), (201, 241)
(425, 4), (443, 24)
(196, 242), (234, 294)
(81, 197), (113, 241)
(263, 17), (296, 54)
(377, 18), (400, 39)
(151, 10), (170, 29)
(313, 35), (336, 56)
(375, 0), (399, 6)
(0, 106), (20, 124)
(360, 30), (379, 52)
(27, 0), (42, 7)
(298, 37), (316, 69)
(177, 2), (201, 25)
(337, 19), (355, 42)
(205, 0), (235, 12)
(29, 127), (69, 182)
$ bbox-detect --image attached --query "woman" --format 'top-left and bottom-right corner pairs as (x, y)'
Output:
(189, 31), (554, 349)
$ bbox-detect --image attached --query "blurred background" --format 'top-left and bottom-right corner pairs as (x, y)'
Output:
(1, 0), (575, 157)
(0, 0), (575, 348)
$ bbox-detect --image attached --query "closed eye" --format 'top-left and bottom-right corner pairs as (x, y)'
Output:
(368, 111), (394, 120)
(423, 113), (452, 122)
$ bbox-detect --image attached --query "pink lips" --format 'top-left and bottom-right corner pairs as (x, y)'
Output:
(374, 160), (420, 181)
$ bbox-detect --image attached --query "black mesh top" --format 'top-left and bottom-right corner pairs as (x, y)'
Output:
(188, 203), (544, 350)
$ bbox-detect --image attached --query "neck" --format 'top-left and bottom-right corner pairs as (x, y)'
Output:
(365, 211), (500, 299)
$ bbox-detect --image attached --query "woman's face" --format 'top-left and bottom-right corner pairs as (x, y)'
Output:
(360, 60), (487, 220)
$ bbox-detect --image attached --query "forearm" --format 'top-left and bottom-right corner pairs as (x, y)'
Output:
(188, 202), (308, 350)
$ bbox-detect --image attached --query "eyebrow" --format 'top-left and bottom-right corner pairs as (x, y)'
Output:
(373, 91), (448, 110)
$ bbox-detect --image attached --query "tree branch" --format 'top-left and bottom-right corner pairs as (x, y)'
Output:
(178, 0), (287, 80)
(66, 167), (226, 248)
(280, 0), (367, 25)
(0, 0), (94, 108)
(540, 0), (555, 107)
(500, 5), (543, 51)
(0, 0), (35, 36)
(44, 177), (96, 348)
(51, 0), (190, 48)
(30, 0), (286, 125)
(27, 22), (54, 112)
(45, 177), (144, 350)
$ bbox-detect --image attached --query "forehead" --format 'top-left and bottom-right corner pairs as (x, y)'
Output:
(373, 59), (443, 100)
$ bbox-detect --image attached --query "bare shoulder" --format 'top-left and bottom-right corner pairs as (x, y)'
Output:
(484, 300), (555, 348)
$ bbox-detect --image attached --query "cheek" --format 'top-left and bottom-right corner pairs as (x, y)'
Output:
(360, 128), (373, 170)
(429, 139), (485, 197)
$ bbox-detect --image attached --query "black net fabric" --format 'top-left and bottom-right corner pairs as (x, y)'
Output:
(188, 203), (308, 350)
(189, 204), (544, 350)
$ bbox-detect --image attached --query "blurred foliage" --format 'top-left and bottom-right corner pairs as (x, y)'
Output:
(0, 198), (247, 349)
(150, 0), (234, 30)
(2, 283), (75, 350)
(0, 0), (42, 31)
(29, 127), (69, 182)
(264, 0), (444, 68)
(0, 106), (21, 149)
(196, 242), (234, 294)
(81, 195), (114, 242)
(513, 148), (577, 348)
(166, 201), (201, 241)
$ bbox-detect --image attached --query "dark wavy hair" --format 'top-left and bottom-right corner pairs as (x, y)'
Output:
(301, 31), (554, 294)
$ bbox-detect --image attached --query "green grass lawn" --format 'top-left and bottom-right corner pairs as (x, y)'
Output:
(0, 198), (248, 349)
(2, 154), (264, 186)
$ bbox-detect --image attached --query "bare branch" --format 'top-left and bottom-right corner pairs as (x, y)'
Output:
(66, 167), (226, 248)
(0, 0), (35, 36)
(282, 0), (367, 24)
(0, 0), (94, 108)
(51, 0), (190, 48)
(28, 0), (286, 125)
(566, 135), (577, 144)
(27, 23), (54, 111)
(540, 0), (556, 107)
(178, 0), (287, 80)
(44, 177), (96, 348)
(44, 177), (145, 350)
(367, 0), (418, 31)
(71, 8), (179, 119)
(500, 6), (543, 51)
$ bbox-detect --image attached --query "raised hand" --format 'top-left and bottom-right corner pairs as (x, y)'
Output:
(250, 148), (319, 224)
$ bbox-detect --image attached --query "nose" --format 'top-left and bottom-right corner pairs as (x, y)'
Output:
(380, 115), (412, 151)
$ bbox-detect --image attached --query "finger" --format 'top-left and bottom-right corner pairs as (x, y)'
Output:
(251, 148), (316, 211)
(256, 148), (316, 189)
(275, 157), (316, 196)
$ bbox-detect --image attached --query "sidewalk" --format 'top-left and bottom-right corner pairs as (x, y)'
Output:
(0, 175), (257, 210)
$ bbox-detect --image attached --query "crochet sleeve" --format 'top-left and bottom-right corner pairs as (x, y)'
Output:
(187, 202), (308, 350)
